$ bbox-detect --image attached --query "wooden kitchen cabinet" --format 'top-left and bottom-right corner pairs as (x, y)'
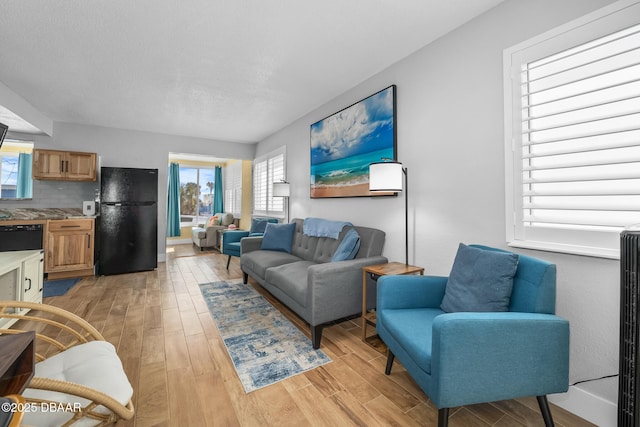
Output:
(46, 218), (95, 279)
(32, 149), (97, 181)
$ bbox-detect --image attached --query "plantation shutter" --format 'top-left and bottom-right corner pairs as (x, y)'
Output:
(253, 159), (267, 214)
(253, 147), (286, 217)
(268, 153), (284, 213)
(521, 23), (640, 229)
(224, 161), (242, 215)
(505, 3), (640, 258)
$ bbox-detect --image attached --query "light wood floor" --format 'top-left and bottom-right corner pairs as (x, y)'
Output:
(41, 244), (595, 427)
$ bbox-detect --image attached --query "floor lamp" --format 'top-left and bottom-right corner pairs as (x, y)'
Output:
(369, 161), (408, 265)
(272, 180), (291, 223)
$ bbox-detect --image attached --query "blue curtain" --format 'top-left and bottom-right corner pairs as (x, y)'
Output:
(16, 153), (33, 198)
(167, 163), (181, 237)
(212, 166), (223, 214)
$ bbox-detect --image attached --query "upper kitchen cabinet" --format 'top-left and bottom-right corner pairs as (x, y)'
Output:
(32, 149), (97, 181)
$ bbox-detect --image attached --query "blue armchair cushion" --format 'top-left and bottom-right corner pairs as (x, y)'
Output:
(260, 222), (296, 253)
(331, 228), (361, 261)
(249, 217), (278, 235)
(440, 243), (519, 313)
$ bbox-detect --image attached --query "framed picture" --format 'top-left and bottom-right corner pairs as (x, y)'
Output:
(310, 85), (397, 198)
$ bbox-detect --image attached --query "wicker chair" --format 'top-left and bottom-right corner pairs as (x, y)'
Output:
(0, 301), (135, 427)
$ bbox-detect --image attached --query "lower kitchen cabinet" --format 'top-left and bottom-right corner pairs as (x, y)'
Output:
(46, 218), (95, 279)
(0, 250), (44, 329)
(22, 250), (44, 303)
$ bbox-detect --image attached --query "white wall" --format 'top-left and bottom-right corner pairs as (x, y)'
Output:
(26, 122), (256, 259)
(256, 0), (619, 424)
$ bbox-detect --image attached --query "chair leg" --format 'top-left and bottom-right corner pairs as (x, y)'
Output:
(243, 272), (248, 284)
(438, 408), (449, 427)
(311, 325), (323, 349)
(226, 255), (231, 270)
(385, 351), (395, 375)
(537, 395), (555, 427)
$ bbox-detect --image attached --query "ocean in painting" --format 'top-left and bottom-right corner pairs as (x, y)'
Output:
(310, 148), (394, 189)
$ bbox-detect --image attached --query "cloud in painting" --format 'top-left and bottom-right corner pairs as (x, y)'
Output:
(311, 87), (394, 165)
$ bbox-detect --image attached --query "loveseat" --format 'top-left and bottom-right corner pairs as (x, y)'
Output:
(191, 212), (239, 250)
(241, 217), (387, 348)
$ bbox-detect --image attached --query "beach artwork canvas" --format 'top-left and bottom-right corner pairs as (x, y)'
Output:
(310, 85), (397, 198)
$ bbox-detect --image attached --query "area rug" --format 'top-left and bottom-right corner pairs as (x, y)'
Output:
(199, 279), (331, 393)
(42, 278), (80, 297)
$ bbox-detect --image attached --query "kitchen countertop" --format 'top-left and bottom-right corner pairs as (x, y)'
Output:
(0, 208), (96, 221)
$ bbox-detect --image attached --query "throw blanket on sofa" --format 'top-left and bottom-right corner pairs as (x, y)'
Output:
(303, 217), (353, 239)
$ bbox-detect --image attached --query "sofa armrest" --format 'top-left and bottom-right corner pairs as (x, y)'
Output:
(240, 236), (264, 254)
(202, 225), (226, 246)
(306, 256), (387, 325)
(377, 275), (448, 311)
(430, 312), (570, 408)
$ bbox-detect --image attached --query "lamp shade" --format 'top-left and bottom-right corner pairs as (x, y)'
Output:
(369, 162), (404, 192)
(272, 181), (291, 197)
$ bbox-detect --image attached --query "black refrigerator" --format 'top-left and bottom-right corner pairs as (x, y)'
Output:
(98, 167), (158, 275)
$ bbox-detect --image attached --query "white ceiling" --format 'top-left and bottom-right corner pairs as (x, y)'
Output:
(0, 0), (504, 143)
(0, 105), (42, 134)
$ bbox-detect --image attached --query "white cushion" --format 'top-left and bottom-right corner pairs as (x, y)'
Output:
(23, 341), (133, 427)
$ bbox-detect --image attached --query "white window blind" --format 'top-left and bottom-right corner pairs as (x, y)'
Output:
(253, 147), (286, 217)
(267, 153), (284, 213)
(224, 161), (242, 216)
(253, 159), (268, 212)
(505, 0), (640, 258)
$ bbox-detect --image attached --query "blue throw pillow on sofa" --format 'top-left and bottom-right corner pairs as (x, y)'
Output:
(440, 243), (519, 313)
(249, 217), (278, 236)
(260, 223), (296, 253)
(331, 228), (360, 261)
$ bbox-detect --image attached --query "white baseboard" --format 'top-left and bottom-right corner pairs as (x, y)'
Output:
(549, 386), (617, 427)
(166, 238), (191, 245)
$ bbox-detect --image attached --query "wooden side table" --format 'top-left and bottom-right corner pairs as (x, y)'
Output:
(0, 331), (35, 395)
(362, 262), (425, 342)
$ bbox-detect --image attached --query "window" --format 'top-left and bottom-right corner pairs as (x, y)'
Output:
(253, 147), (285, 218)
(224, 161), (242, 216)
(178, 166), (216, 226)
(504, 0), (640, 258)
(0, 140), (34, 199)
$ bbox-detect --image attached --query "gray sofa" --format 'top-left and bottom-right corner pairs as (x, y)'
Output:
(241, 218), (387, 348)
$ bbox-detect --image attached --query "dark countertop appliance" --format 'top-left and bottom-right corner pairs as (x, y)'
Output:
(98, 167), (158, 275)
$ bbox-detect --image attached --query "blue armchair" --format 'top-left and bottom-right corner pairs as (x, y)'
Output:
(221, 217), (279, 269)
(377, 245), (569, 427)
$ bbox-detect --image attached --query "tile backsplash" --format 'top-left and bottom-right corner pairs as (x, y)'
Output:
(0, 180), (98, 209)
